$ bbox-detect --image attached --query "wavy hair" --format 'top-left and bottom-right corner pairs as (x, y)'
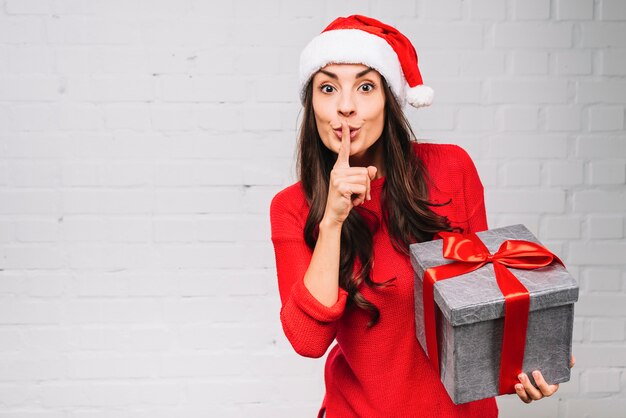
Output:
(297, 74), (453, 327)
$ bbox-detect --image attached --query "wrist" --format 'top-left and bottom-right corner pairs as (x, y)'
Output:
(319, 216), (343, 233)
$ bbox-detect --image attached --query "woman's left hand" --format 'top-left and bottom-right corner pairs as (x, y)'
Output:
(515, 355), (576, 404)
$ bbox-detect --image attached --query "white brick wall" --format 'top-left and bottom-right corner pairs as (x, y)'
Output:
(0, 0), (624, 417)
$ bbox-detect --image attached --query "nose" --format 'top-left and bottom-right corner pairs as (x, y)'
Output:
(337, 91), (356, 118)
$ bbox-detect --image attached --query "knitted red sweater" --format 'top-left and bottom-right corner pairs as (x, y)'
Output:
(270, 143), (499, 418)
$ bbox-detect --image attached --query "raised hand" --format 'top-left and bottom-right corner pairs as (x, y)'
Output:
(322, 121), (378, 226)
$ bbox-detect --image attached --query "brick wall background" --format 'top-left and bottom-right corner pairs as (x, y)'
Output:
(0, 0), (624, 417)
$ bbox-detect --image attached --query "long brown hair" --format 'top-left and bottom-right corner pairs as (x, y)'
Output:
(297, 74), (453, 327)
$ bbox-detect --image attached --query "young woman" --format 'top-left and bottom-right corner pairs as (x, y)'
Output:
(270, 15), (566, 417)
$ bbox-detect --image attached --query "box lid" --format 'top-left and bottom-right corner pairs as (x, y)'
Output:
(409, 224), (579, 326)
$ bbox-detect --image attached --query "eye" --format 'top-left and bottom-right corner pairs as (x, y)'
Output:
(320, 84), (335, 94)
(358, 82), (375, 92)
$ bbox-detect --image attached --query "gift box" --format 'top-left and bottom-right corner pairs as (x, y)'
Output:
(409, 224), (578, 404)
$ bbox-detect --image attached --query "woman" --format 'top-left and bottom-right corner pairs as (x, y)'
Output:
(270, 15), (564, 417)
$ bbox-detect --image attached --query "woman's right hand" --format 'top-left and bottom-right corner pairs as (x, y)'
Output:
(323, 121), (378, 226)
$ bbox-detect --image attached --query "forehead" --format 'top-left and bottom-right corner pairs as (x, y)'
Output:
(314, 63), (381, 80)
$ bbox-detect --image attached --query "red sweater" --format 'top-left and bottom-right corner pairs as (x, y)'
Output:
(270, 143), (499, 418)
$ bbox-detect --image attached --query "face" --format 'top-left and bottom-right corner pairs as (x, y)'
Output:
(311, 64), (386, 166)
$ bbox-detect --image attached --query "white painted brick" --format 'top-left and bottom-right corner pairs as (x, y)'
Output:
(494, 23), (572, 48)
(61, 163), (99, 186)
(469, 0), (506, 19)
(502, 161), (541, 186)
(254, 75), (299, 103)
(457, 107), (496, 131)
(196, 105), (241, 132)
(233, 0), (280, 18)
(104, 105), (151, 130)
(545, 106), (582, 131)
(474, 162), (498, 187)
(413, 50), (462, 78)
(9, 161), (60, 187)
(485, 190), (565, 213)
(545, 161), (584, 186)
(324, 0), (370, 19)
(430, 80), (482, 104)
(6, 45), (54, 74)
(542, 216), (582, 239)
(410, 106), (456, 130)
(601, 0), (626, 20)
(511, 51), (549, 75)
(58, 104), (103, 130)
(63, 190), (153, 214)
(9, 105), (60, 132)
(46, 17), (139, 45)
(556, 0), (593, 20)
(61, 215), (106, 242)
(281, 0), (317, 18)
(0, 191), (60, 215)
(0, 18), (44, 43)
(569, 241), (626, 265)
(581, 22), (626, 47)
(589, 318), (626, 342)
(421, 0), (462, 20)
(555, 51), (592, 75)
(601, 50), (626, 75)
(489, 80), (568, 104)
(5, 0), (52, 14)
(588, 106), (625, 131)
(513, 0), (550, 20)
(500, 106), (539, 131)
(2, 134), (70, 158)
(15, 219), (60, 242)
(496, 210), (541, 235)
(489, 135), (567, 158)
(578, 80), (626, 104)
(150, 105), (197, 131)
(583, 370), (621, 393)
(572, 318), (584, 342)
(589, 161), (626, 185)
(0, 300), (62, 324)
(576, 136), (626, 158)
(460, 52), (505, 76)
(573, 190), (626, 213)
(243, 105), (283, 131)
(403, 24), (484, 48)
(371, 0), (416, 17)
(588, 215), (624, 239)
(564, 399), (626, 418)
(0, 75), (60, 101)
(582, 268), (622, 292)
(0, 221), (11, 242)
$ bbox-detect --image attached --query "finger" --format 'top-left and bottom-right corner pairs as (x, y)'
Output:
(366, 166), (377, 200)
(519, 373), (543, 401)
(333, 121), (351, 169)
(337, 183), (367, 204)
(570, 355), (576, 368)
(532, 371), (559, 397)
(515, 383), (532, 404)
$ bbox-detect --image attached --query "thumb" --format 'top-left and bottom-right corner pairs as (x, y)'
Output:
(367, 166), (378, 180)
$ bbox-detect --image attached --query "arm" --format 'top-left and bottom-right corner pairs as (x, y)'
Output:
(270, 192), (348, 358)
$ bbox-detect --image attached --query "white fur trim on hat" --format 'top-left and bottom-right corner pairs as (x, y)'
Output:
(406, 85), (434, 108)
(299, 29), (407, 106)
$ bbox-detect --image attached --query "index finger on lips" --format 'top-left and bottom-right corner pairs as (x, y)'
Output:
(334, 121), (351, 169)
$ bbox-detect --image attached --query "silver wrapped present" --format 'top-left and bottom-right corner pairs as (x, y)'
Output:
(409, 224), (578, 404)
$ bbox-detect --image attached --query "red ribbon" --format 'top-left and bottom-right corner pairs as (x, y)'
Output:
(422, 231), (563, 394)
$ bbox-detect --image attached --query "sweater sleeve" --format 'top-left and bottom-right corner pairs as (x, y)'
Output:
(457, 146), (488, 233)
(269, 187), (348, 358)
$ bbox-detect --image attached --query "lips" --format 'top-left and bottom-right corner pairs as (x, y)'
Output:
(333, 126), (361, 140)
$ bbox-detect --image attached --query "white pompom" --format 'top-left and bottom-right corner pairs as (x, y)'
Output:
(406, 85), (434, 108)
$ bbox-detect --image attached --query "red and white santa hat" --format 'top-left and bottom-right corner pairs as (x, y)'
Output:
(299, 15), (433, 108)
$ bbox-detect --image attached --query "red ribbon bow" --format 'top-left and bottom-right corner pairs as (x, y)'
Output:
(422, 231), (563, 394)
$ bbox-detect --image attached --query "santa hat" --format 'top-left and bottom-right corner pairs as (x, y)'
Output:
(299, 15), (433, 108)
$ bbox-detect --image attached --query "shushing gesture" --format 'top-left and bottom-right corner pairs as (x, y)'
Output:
(323, 121), (378, 226)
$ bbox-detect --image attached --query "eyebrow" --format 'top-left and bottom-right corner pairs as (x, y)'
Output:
(318, 67), (374, 80)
